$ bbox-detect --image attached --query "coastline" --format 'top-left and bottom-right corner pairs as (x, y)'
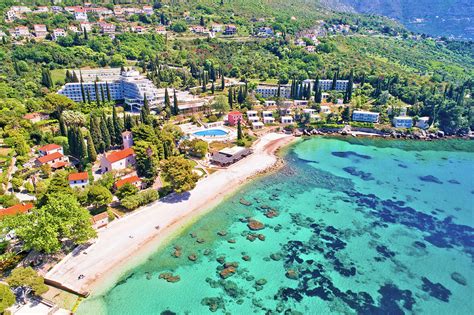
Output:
(45, 133), (297, 299)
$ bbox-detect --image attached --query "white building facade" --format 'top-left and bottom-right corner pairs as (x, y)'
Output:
(352, 110), (379, 123)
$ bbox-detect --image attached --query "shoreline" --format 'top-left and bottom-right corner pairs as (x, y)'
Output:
(45, 133), (296, 299)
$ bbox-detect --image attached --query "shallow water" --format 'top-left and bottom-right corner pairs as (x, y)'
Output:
(78, 137), (474, 314)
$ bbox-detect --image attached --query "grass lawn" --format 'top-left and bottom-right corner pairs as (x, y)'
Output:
(0, 148), (12, 157)
(51, 69), (66, 85)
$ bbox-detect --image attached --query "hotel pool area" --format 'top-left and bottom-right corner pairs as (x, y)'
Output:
(193, 128), (228, 137)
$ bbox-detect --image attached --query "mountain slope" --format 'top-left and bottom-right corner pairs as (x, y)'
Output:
(322, 0), (474, 39)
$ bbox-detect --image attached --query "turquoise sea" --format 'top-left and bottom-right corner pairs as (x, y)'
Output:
(78, 137), (474, 314)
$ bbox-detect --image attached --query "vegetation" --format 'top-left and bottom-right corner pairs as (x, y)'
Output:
(0, 283), (15, 312)
(6, 267), (48, 296)
(161, 156), (199, 193)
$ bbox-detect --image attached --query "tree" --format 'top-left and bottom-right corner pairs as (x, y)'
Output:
(6, 267), (48, 297)
(221, 74), (225, 90)
(112, 106), (123, 146)
(211, 95), (230, 115)
(41, 68), (53, 88)
(106, 82), (111, 102)
(161, 156), (199, 193)
(228, 87), (233, 108)
(134, 140), (159, 179)
(89, 115), (103, 153)
(341, 106), (351, 122)
(237, 119), (243, 141)
(164, 88), (171, 111)
(331, 71), (338, 90)
(86, 185), (112, 208)
(344, 70), (354, 103)
(0, 283), (15, 313)
(99, 114), (111, 151)
(171, 21), (187, 33)
(116, 183), (139, 200)
(86, 131), (97, 163)
(59, 114), (67, 137)
(189, 139), (208, 158)
(173, 89), (179, 115)
(2, 193), (96, 253)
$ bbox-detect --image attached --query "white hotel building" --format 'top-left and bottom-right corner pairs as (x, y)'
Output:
(58, 69), (161, 110)
(303, 79), (350, 91)
(255, 84), (291, 99)
(352, 110), (380, 123)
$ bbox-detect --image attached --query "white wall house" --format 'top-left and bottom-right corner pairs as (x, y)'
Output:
(281, 116), (294, 124)
(393, 116), (413, 128)
(416, 117), (430, 129)
(38, 144), (63, 156)
(320, 106), (330, 114)
(68, 172), (89, 189)
(264, 100), (276, 107)
(100, 148), (136, 173)
(352, 110), (379, 123)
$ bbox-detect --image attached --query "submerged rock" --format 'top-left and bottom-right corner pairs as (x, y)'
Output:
(220, 266), (236, 279)
(240, 198), (252, 206)
(256, 279), (267, 286)
(196, 238), (205, 244)
(228, 239), (236, 244)
(188, 254), (197, 261)
(217, 230), (227, 236)
(159, 272), (180, 283)
(286, 269), (299, 280)
(451, 272), (467, 286)
(248, 219), (265, 231)
(270, 253), (282, 261)
(258, 234), (266, 241)
(242, 255), (251, 261)
(216, 256), (226, 264)
(201, 297), (224, 312)
(265, 209), (279, 218)
(172, 246), (182, 258)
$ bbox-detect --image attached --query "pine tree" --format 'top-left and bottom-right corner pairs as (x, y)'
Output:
(59, 114), (67, 137)
(100, 114), (111, 151)
(173, 89), (179, 115)
(86, 131), (97, 163)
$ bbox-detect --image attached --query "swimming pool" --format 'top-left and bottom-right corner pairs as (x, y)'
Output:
(193, 129), (228, 137)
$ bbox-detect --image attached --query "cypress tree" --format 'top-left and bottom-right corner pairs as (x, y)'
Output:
(65, 70), (71, 83)
(100, 114), (111, 151)
(72, 71), (79, 83)
(86, 88), (91, 104)
(59, 114), (67, 137)
(94, 82), (100, 106)
(331, 71), (338, 90)
(80, 82), (86, 103)
(77, 127), (87, 162)
(89, 115), (103, 153)
(164, 88), (171, 110)
(86, 131), (97, 163)
(106, 116), (115, 146)
(173, 89), (179, 115)
(106, 82), (111, 102)
(237, 87), (244, 104)
(228, 87), (233, 108)
(313, 76), (320, 93)
(67, 127), (77, 158)
(140, 106), (147, 124)
(211, 81), (215, 94)
(315, 87), (322, 103)
(83, 28), (88, 40)
(277, 84), (281, 98)
(344, 70), (354, 103)
(112, 106), (122, 145)
(237, 119), (243, 141)
(100, 84), (106, 104)
(221, 74), (225, 90)
(143, 94), (150, 116)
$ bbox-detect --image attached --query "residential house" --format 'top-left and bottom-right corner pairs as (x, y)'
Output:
(23, 112), (49, 123)
(320, 105), (330, 114)
(155, 26), (167, 34)
(306, 45), (316, 53)
(33, 24), (48, 39)
(211, 24), (223, 32)
(80, 22), (93, 32)
(68, 172), (89, 189)
(393, 116), (413, 129)
(281, 116), (294, 124)
(52, 28), (66, 41)
(264, 100), (276, 107)
(294, 100), (308, 106)
(114, 175), (142, 190)
(12, 26), (30, 38)
(252, 121), (264, 129)
(100, 148), (136, 173)
(352, 110), (379, 123)
(227, 111), (243, 126)
(33, 7), (49, 14)
(38, 144), (63, 156)
(35, 152), (69, 169)
(132, 25), (145, 33)
(91, 212), (109, 229)
(416, 117), (430, 129)
(69, 25), (80, 33)
(247, 110), (259, 123)
(190, 25), (208, 34)
(0, 203), (33, 218)
(122, 131), (134, 149)
(224, 24), (237, 35)
(143, 6), (154, 16)
(74, 8), (88, 21)
(99, 22), (116, 35)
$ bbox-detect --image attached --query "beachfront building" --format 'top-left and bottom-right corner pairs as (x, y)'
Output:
(68, 172), (89, 189)
(255, 84), (291, 99)
(114, 175), (143, 190)
(58, 69), (161, 111)
(416, 117), (430, 129)
(0, 203), (33, 218)
(38, 144), (63, 156)
(227, 111), (243, 126)
(252, 121), (264, 129)
(281, 116), (294, 124)
(211, 146), (252, 167)
(91, 212), (109, 230)
(393, 116), (413, 128)
(100, 148), (136, 173)
(352, 110), (379, 123)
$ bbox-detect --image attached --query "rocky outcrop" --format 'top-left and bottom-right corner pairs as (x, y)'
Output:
(247, 219), (265, 230)
(159, 272), (181, 283)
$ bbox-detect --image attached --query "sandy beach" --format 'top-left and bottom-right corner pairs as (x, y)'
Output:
(45, 133), (296, 296)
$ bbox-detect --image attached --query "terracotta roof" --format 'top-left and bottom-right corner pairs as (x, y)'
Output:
(92, 211), (108, 223)
(23, 113), (40, 119)
(38, 143), (61, 152)
(69, 172), (89, 181)
(115, 175), (141, 188)
(105, 148), (134, 163)
(37, 152), (63, 164)
(51, 161), (68, 169)
(0, 203), (33, 218)
(228, 111), (242, 116)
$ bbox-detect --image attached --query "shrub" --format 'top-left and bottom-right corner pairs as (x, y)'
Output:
(121, 189), (158, 210)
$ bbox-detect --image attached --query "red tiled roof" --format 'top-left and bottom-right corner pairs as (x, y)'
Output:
(0, 203), (33, 218)
(228, 111), (242, 116)
(51, 161), (68, 169)
(37, 152), (63, 164)
(38, 143), (61, 152)
(23, 113), (40, 119)
(106, 148), (134, 163)
(115, 175), (141, 188)
(69, 172), (89, 181)
(92, 211), (108, 222)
